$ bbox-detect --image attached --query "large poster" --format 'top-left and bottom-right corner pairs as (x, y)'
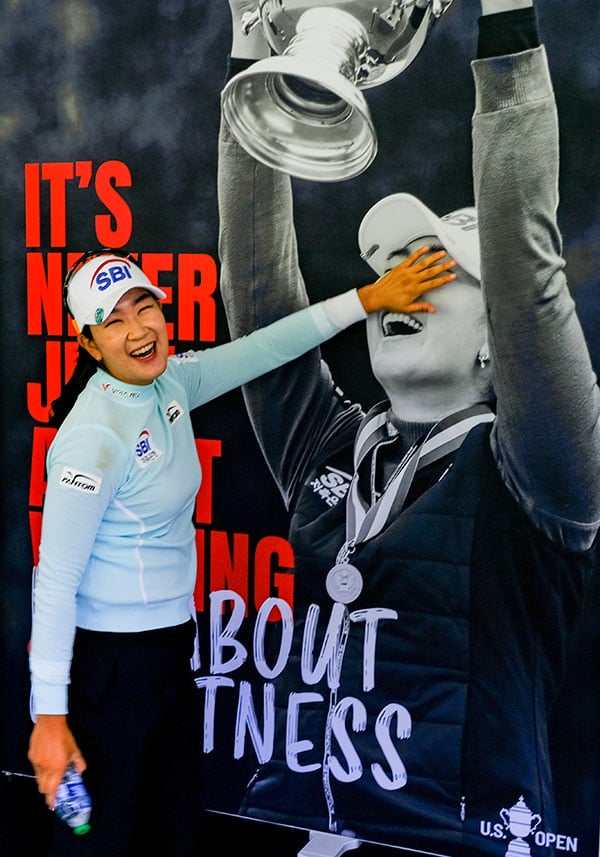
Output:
(1, 3), (599, 857)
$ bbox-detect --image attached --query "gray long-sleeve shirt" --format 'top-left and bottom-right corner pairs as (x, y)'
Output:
(473, 46), (600, 550)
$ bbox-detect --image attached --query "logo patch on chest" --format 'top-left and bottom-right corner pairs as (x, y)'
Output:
(135, 429), (163, 468)
(309, 465), (352, 508)
(165, 400), (184, 424)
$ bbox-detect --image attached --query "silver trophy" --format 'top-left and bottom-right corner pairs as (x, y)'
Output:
(222, 1), (454, 182)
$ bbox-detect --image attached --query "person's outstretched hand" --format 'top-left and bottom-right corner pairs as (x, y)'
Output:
(228, 0), (270, 60)
(357, 246), (457, 316)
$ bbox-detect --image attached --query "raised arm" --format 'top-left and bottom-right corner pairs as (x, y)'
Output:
(218, 1), (307, 331)
(218, 1), (456, 503)
(472, 8), (600, 550)
(217, 3), (337, 506)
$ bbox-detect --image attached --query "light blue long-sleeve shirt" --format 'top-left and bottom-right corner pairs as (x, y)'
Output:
(30, 289), (366, 715)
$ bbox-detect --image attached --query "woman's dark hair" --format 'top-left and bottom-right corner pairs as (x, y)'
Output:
(49, 328), (97, 429)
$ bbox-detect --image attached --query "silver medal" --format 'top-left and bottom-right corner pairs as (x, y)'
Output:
(326, 562), (363, 604)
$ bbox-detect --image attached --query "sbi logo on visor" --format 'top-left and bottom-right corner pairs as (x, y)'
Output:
(94, 260), (133, 291)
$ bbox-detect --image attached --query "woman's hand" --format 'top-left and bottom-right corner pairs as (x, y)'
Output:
(28, 714), (86, 809)
(228, 0), (270, 60)
(357, 246), (457, 315)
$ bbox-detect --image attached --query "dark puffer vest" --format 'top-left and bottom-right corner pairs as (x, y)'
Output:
(241, 423), (594, 857)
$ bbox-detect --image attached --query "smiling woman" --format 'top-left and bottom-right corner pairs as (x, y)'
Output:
(78, 288), (169, 386)
(27, 245), (452, 857)
(49, 251), (170, 426)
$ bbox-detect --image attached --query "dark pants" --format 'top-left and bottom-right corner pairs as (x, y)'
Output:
(50, 620), (204, 857)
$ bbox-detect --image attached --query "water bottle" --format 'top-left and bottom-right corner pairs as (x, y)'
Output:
(54, 763), (92, 835)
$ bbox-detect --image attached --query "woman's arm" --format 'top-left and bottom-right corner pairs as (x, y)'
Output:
(472, 39), (600, 550)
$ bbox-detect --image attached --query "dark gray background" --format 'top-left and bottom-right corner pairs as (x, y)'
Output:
(1, 2), (599, 855)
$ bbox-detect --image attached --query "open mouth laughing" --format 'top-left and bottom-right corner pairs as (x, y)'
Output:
(130, 342), (156, 358)
(382, 312), (424, 337)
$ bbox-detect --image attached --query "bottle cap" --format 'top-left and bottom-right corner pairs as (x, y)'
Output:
(73, 823), (91, 835)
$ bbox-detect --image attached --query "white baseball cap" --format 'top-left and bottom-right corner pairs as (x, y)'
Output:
(358, 192), (480, 281)
(64, 251), (167, 331)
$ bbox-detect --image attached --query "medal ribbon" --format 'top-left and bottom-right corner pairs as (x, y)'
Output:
(345, 402), (495, 551)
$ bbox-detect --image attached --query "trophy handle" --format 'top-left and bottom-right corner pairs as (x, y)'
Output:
(530, 813), (542, 832)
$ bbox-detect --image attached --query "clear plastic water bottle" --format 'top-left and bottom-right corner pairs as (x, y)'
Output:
(54, 763), (92, 835)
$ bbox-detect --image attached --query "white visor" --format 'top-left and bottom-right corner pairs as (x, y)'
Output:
(66, 254), (166, 330)
(358, 192), (480, 281)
